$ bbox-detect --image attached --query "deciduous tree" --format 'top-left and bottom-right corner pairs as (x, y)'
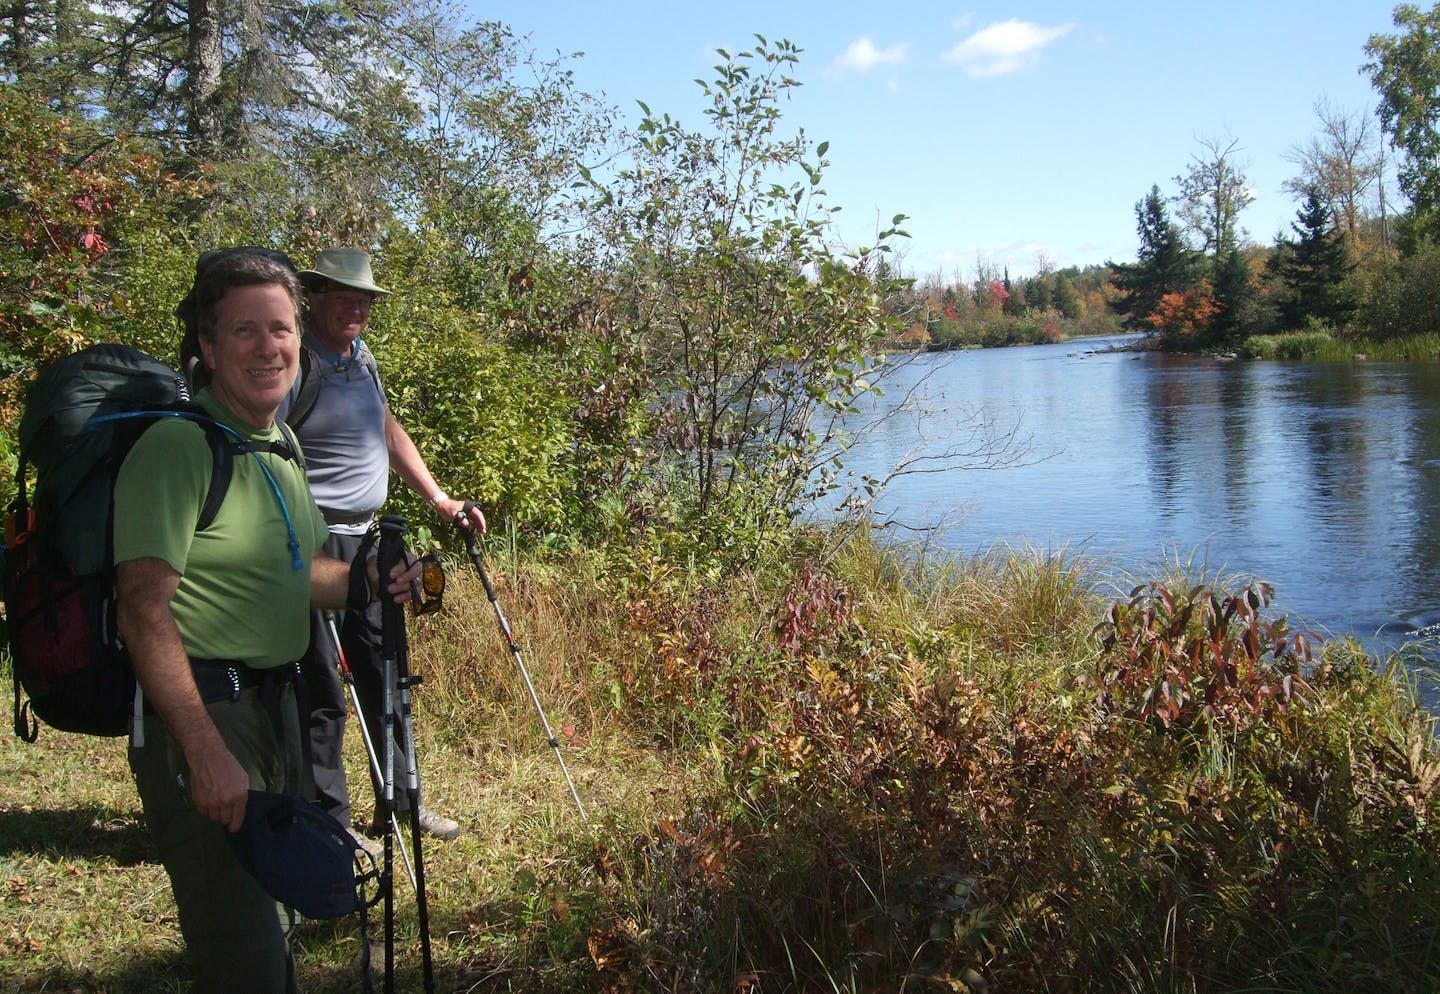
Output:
(1365, 3), (1440, 237)
(1174, 133), (1254, 260)
(1146, 281), (1218, 343)
(1283, 97), (1384, 246)
(583, 37), (908, 561)
(0, 85), (204, 404)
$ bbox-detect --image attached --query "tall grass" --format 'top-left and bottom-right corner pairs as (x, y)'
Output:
(3, 531), (1438, 992)
(1239, 330), (1440, 361)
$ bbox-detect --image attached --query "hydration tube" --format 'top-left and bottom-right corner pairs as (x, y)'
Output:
(88, 409), (304, 570)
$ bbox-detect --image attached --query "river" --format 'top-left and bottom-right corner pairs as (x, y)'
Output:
(832, 335), (1440, 696)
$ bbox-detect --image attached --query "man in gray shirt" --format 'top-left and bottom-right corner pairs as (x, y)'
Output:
(287, 248), (482, 843)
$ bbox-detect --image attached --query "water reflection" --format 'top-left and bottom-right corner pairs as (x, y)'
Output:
(832, 340), (1440, 698)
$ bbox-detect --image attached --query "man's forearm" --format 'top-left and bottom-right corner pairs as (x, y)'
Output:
(309, 553), (352, 611)
(385, 411), (443, 499)
(117, 562), (220, 758)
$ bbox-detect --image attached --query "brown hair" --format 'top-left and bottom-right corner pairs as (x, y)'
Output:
(193, 252), (302, 342)
(180, 251), (301, 388)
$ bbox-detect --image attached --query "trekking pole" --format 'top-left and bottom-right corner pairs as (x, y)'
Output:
(379, 613), (396, 994)
(378, 515), (436, 994)
(323, 612), (417, 893)
(455, 505), (587, 821)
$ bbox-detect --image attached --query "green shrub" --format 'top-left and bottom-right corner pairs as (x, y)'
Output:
(1238, 328), (1336, 359)
(1364, 240), (1440, 339)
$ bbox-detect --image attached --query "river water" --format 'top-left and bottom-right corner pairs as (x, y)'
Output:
(831, 335), (1440, 693)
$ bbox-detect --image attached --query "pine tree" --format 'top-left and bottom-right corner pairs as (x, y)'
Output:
(1052, 274), (1080, 319)
(1026, 272), (1053, 312)
(1109, 185), (1200, 330)
(1001, 267), (1026, 316)
(1209, 244), (1253, 344)
(1273, 188), (1356, 330)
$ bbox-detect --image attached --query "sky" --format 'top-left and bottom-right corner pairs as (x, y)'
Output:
(473, 1), (1403, 280)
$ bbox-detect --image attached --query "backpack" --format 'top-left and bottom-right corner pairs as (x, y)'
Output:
(4, 344), (299, 740)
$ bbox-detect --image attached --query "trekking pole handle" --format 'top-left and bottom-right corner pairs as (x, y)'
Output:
(457, 503), (499, 601)
(378, 514), (407, 564)
(377, 515), (411, 668)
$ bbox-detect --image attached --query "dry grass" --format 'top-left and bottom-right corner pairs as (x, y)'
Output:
(4, 535), (1440, 993)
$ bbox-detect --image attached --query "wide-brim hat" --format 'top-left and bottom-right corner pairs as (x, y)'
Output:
(297, 248), (392, 296)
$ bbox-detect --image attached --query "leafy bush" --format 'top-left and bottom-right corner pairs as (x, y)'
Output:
(0, 86), (205, 398)
(1363, 239), (1440, 339)
(576, 546), (1440, 993)
(1093, 579), (1311, 734)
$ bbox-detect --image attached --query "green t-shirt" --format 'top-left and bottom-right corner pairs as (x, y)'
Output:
(113, 392), (329, 668)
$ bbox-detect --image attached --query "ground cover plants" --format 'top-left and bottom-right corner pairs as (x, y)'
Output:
(4, 532), (1438, 993)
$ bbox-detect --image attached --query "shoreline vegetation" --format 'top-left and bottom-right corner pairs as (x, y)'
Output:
(5, 9), (1440, 991)
(892, 326), (1440, 364)
(4, 530), (1438, 992)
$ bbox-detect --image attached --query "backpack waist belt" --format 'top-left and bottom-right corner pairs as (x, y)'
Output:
(140, 660), (300, 755)
(321, 509), (376, 527)
(144, 659), (297, 711)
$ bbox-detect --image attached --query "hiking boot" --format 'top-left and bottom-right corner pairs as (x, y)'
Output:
(348, 827), (383, 860)
(371, 805), (462, 841)
(415, 806), (462, 840)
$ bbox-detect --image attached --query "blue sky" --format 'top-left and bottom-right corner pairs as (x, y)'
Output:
(476, 1), (1401, 280)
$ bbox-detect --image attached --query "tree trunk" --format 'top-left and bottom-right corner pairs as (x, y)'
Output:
(186, 0), (223, 156)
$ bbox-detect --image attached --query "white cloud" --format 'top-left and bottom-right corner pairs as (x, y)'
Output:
(942, 19), (1075, 77)
(830, 36), (910, 78)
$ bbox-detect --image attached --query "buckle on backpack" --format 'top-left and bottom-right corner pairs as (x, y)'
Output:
(5, 506), (35, 545)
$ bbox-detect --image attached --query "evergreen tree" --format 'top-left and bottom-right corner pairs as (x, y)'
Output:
(1109, 185), (1199, 330)
(1026, 272), (1053, 312)
(1051, 274), (1080, 319)
(1209, 243), (1254, 344)
(1273, 188), (1356, 330)
(1001, 267), (1026, 316)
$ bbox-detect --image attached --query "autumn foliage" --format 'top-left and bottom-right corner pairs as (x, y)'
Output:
(1145, 279), (1219, 341)
(0, 88), (204, 416)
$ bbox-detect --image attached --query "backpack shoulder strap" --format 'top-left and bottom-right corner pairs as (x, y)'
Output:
(275, 420), (305, 470)
(197, 421), (236, 533)
(287, 343), (321, 430)
(285, 340), (383, 431)
(194, 419), (302, 532)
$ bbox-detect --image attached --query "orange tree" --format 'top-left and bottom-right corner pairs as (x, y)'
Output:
(1145, 280), (1219, 346)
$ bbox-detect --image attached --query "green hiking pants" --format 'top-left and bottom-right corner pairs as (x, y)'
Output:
(129, 682), (304, 994)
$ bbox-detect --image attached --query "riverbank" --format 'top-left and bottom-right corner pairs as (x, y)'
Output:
(1108, 327), (1440, 362)
(4, 532), (1439, 992)
(1237, 329), (1440, 361)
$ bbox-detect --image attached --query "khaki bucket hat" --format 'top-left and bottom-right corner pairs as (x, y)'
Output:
(298, 248), (392, 296)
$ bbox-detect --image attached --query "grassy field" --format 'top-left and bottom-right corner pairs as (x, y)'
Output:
(4, 533), (1440, 992)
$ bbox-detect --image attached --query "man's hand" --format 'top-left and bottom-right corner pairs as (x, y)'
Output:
(185, 740), (252, 831)
(366, 549), (425, 604)
(117, 557), (251, 831)
(436, 495), (486, 533)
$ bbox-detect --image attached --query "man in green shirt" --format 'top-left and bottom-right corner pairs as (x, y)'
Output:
(116, 252), (418, 993)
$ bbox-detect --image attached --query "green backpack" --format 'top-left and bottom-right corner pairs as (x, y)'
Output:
(4, 344), (298, 740)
